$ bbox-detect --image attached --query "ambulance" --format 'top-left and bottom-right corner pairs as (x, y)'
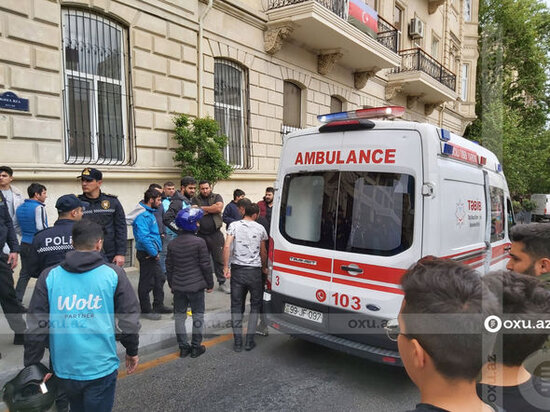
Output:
(263, 106), (513, 366)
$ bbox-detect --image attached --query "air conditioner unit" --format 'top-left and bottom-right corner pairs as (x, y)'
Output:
(409, 17), (425, 39)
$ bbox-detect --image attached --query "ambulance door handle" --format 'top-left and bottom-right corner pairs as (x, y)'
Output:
(341, 265), (363, 275)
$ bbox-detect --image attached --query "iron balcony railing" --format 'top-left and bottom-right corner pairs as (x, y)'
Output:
(267, 0), (399, 53)
(393, 48), (456, 91)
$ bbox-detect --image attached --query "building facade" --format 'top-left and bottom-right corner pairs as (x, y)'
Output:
(0, 0), (478, 262)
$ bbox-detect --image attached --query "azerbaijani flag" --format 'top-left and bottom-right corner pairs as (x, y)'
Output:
(348, 0), (378, 38)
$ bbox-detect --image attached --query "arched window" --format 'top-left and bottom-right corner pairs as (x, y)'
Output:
(283, 81), (302, 128)
(62, 9), (134, 164)
(214, 59), (250, 168)
(330, 96), (343, 113)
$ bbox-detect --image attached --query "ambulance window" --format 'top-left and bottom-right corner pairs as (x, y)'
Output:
(280, 172), (338, 249)
(490, 187), (505, 242)
(336, 172), (415, 256)
(506, 198), (515, 229)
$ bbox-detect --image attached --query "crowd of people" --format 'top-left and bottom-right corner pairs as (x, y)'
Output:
(1, 163), (550, 412)
(0, 165), (274, 411)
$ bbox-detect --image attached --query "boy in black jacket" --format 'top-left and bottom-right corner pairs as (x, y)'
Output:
(166, 207), (213, 358)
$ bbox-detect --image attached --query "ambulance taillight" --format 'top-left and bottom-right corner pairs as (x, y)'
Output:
(266, 237), (274, 290)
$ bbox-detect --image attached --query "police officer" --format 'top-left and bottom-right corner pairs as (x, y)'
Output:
(27, 195), (86, 276)
(77, 168), (127, 266)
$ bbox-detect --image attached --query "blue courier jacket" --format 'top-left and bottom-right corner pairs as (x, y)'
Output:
(127, 202), (162, 257)
(24, 250), (141, 380)
(16, 199), (48, 244)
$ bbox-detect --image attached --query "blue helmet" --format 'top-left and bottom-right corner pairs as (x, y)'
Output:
(175, 207), (204, 232)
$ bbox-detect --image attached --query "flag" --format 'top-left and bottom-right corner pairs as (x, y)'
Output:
(348, 0), (378, 38)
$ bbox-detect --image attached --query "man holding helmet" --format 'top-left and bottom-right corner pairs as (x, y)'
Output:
(166, 207), (214, 359)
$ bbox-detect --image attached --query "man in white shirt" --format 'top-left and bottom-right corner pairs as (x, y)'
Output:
(223, 200), (268, 352)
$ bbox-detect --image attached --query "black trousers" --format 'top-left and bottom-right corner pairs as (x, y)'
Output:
(15, 242), (33, 302)
(174, 291), (205, 349)
(0, 254), (26, 334)
(198, 230), (225, 284)
(136, 251), (166, 313)
(230, 265), (262, 344)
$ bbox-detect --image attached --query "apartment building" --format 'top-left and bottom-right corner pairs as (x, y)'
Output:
(0, 0), (478, 262)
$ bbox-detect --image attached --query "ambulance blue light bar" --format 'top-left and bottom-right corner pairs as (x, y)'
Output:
(317, 106), (405, 123)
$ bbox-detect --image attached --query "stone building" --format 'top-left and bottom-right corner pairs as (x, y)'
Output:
(0, 0), (478, 264)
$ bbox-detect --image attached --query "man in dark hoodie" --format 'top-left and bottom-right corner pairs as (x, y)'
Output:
(166, 207), (213, 359)
(24, 220), (141, 412)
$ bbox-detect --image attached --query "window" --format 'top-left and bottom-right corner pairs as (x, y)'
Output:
(214, 59), (250, 168)
(464, 0), (472, 22)
(461, 63), (469, 101)
(490, 187), (505, 242)
(62, 9), (133, 165)
(280, 171), (415, 256)
(393, 5), (403, 48)
(330, 96), (343, 113)
(124, 239), (134, 268)
(283, 81), (302, 129)
(431, 37), (440, 60)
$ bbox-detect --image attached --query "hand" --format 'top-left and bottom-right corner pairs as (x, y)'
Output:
(155, 255), (160, 261)
(262, 267), (268, 275)
(43, 373), (53, 382)
(224, 267), (231, 279)
(112, 255), (125, 267)
(125, 354), (139, 374)
(206, 288), (213, 293)
(8, 253), (18, 269)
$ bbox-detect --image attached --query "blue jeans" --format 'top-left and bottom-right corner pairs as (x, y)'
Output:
(58, 369), (118, 412)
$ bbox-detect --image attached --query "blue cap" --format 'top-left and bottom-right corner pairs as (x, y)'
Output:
(55, 194), (87, 212)
(175, 207), (204, 232)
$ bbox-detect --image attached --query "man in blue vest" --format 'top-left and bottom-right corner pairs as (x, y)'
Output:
(24, 220), (141, 411)
(27, 194), (85, 277)
(15, 183), (48, 303)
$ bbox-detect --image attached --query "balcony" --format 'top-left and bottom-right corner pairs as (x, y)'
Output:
(387, 48), (457, 110)
(265, 0), (401, 85)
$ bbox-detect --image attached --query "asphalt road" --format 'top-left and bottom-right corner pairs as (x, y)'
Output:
(113, 330), (419, 412)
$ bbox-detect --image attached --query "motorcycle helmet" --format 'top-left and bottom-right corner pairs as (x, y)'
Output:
(175, 207), (204, 232)
(2, 363), (57, 412)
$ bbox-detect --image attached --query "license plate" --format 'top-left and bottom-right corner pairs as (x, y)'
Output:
(284, 303), (323, 323)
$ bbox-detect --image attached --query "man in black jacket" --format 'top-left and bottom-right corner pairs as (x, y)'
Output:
(77, 168), (127, 266)
(166, 207), (213, 359)
(0, 190), (26, 347)
(163, 176), (196, 235)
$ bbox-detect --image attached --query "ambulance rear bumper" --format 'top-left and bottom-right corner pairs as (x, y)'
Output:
(264, 294), (403, 367)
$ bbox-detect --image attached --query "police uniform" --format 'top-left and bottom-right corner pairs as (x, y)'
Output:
(78, 192), (126, 262)
(77, 167), (126, 262)
(28, 220), (75, 276)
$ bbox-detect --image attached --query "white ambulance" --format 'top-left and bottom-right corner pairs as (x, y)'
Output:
(264, 106), (513, 366)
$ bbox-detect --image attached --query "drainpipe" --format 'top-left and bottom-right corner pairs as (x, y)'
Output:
(198, 0), (214, 118)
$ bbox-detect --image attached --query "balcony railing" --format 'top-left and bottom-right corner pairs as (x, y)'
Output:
(267, 0), (399, 53)
(268, 0), (347, 18)
(393, 48), (456, 91)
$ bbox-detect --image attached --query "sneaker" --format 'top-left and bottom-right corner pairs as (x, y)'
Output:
(13, 334), (24, 345)
(154, 306), (173, 314)
(179, 346), (192, 358)
(219, 283), (231, 294)
(190, 345), (206, 358)
(141, 312), (162, 321)
(256, 324), (269, 337)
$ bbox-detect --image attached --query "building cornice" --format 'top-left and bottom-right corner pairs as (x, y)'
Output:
(213, 0), (268, 31)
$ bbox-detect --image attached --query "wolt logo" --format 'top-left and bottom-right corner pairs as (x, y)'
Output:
(58, 294), (103, 310)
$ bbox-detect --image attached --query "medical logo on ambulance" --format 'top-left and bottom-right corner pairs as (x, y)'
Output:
(455, 200), (466, 227)
(316, 289), (327, 303)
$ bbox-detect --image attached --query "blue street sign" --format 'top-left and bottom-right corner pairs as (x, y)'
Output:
(0, 91), (29, 112)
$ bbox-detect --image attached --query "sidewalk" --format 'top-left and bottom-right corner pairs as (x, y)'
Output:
(0, 267), (235, 391)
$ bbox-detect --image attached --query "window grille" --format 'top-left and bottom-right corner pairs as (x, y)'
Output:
(124, 239), (134, 268)
(283, 81), (302, 128)
(62, 9), (135, 165)
(214, 59), (251, 169)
